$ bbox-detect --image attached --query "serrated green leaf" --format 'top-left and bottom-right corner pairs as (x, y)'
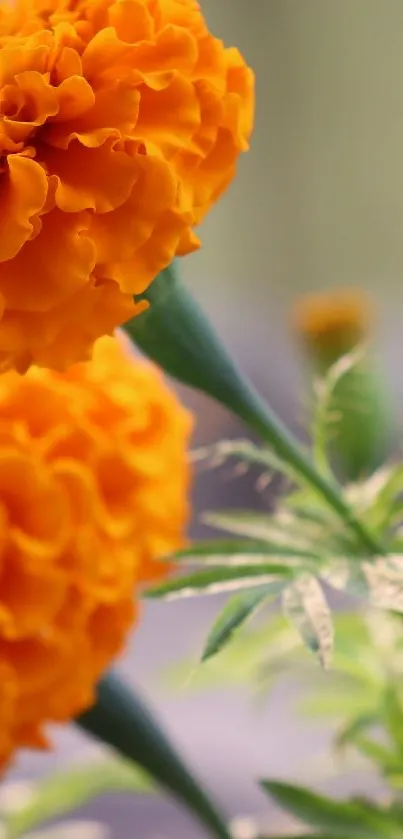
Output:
(201, 583), (285, 662)
(362, 558), (403, 612)
(203, 510), (319, 553)
(192, 439), (296, 481)
(356, 465), (402, 533)
(6, 759), (154, 839)
(145, 564), (294, 600)
(311, 347), (366, 479)
(260, 781), (399, 838)
(168, 539), (316, 565)
(282, 575), (333, 668)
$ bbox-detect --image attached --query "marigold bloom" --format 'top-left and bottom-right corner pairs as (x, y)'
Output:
(0, 334), (192, 769)
(0, 0), (254, 372)
(292, 289), (372, 363)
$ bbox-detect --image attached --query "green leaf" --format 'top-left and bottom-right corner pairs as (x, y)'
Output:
(282, 576), (333, 668)
(381, 687), (403, 757)
(352, 735), (402, 776)
(144, 564), (294, 600)
(169, 539), (316, 564)
(6, 760), (154, 839)
(311, 346), (366, 479)
(260, 781), (399, 838)
(310, 347), (392, 484)
(192, 438), (295, 480)
(201, 584), (285, 662)
(77, 673), (231, 839)
(162, 616), (297, 694)
(361, 558), (403, 612)
(335, 712), (380, 751)
(203, 510), (319, 555)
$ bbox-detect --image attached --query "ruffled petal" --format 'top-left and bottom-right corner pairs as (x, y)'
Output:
(0, 209), (95, 311)
(0, 0), (253, 371)
(44, 137), (139, 213)
(0, 155), (48, 261)
(89, 154), (177, 264)
(46, 81), (139, 147)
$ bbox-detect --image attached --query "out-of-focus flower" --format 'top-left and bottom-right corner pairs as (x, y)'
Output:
(0, 0), (254, 372)
(0, 334), (192, 769)
(292, 288), (391, 481)
(291, 289), (371, 366)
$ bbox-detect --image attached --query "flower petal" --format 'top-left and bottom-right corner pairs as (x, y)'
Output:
(46, 81), (139, 148)
(0, 156), (48, 261)
(44, 137), (139, 212)
(136, 75), (200, 157)
(110, 208), (191, 294)
(89, 154), (177, 264)
(0, 209), (95, 311)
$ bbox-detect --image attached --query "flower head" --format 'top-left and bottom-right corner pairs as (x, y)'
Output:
(0, 0), (254, 372)
(0, 334), (192, 769)
(292, 289), (372, 363)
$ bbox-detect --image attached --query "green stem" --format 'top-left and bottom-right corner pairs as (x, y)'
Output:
(229, 377), (382, 554)
(125, 264), (383, 556)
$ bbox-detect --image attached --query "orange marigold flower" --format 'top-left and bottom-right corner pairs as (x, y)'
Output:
(0, 0), (254, 372)
(0, 333), (192, 769)
(292, 289), (372, 362)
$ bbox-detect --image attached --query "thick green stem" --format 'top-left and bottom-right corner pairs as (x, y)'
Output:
(125, 264), (383, 556)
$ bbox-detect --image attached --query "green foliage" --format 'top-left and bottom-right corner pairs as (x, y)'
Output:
(145, 346), (403, 670)
(257, 613), (403, 839)
(201, 584), (283, 662)
(260, 781), (402, 838)
(166, 607), (403, 838)
(282, 575), (333, 669)
(4, 758), (155, 839)
(309, 345), (391, 483)
(124, 265), (380, 554)
(147, 564), (295, 600)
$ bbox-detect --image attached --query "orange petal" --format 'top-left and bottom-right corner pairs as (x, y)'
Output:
(44, 137), (139, 213)
(0, 550), (68, 639)
(109, 208), (191, 294)
(23, 279), (140, 369)
(89, 154), (177, 264)
(51, 74), (95, 123)
(0, 209), (95, 311)
(223, 48), (255, 151)
(52, 43), (83, 83)
(0, 156), (48, 261)
(82, 27), (137, 80)
(108, 0), (153, 43)
(46, 81), (139, 147)
(119, 22), (198, 74)
(14, 69), (59, 122)
(136, 74), (200, 157)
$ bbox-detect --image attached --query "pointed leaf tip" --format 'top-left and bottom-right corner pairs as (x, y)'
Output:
(201, 582), (286, 663)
